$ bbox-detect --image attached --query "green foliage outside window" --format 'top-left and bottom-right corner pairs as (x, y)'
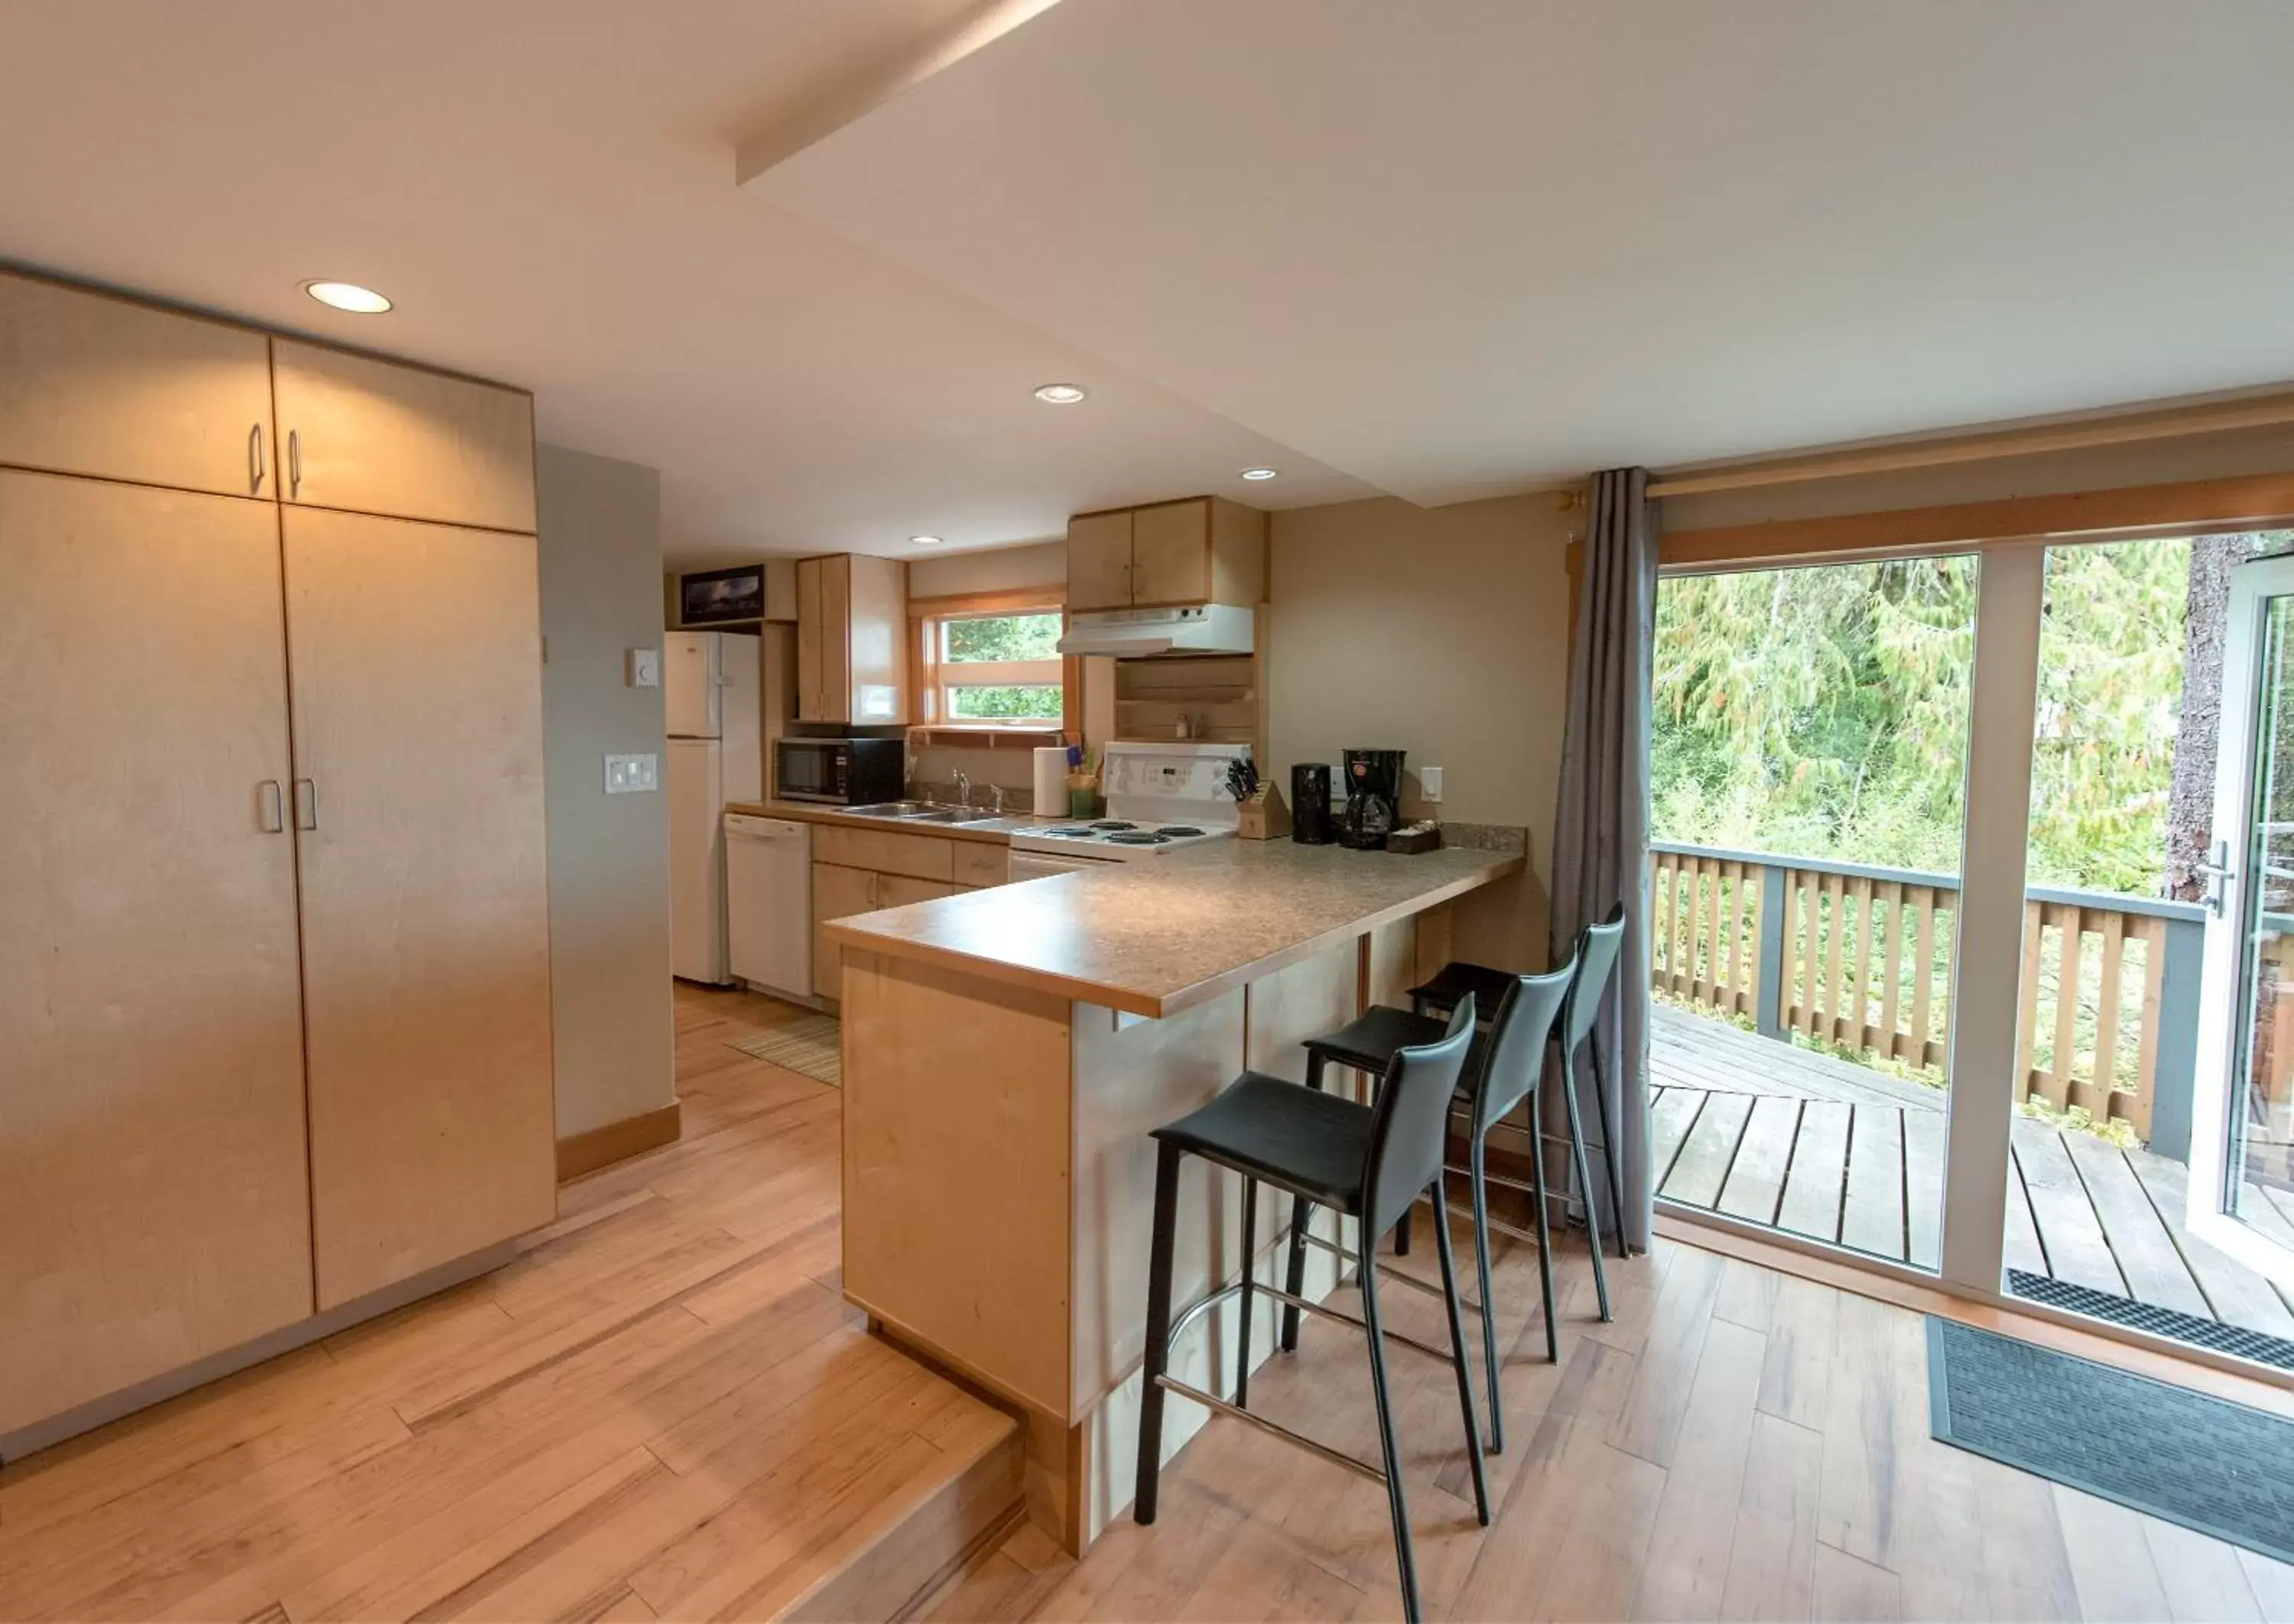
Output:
(945, 612), (1061, 663)
(1651, 539), (2277, 897)
(950, 684), (1063, 719)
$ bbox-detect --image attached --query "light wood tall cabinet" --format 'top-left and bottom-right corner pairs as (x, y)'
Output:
(0, 470), (316, 1437)
(282, 508), (556, 1308)
(0, 266), (553, 1446)
(796, 552), (908, 724)
(1065, 496), (1266, 610)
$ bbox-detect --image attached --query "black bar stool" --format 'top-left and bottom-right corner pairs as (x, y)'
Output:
(1284, 961), (1580, 1452)
(1135, 999), (1490, 1623)
(1411, 903), (1633, 1262)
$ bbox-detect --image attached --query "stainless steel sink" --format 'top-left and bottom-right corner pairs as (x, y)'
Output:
(843, 802), (1002, 825)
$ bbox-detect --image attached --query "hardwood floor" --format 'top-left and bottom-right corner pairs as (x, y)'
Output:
(925, 1211), (2294, 1622)
(0, 984), (1018, 1623)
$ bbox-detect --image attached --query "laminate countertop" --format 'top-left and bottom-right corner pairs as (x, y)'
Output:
(823, 839), (1524, 1018)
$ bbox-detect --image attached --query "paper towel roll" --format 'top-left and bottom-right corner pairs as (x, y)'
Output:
(1032, 746), (1068, 817)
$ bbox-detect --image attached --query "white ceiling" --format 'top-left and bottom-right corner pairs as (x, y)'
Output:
(0, 1), (1369, 569)
(758, 0), (2294, 505)
(7, 3), (2294, 567)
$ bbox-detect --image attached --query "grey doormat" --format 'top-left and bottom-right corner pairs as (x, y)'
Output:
(1927, 1317), (2294, 1562)
(729, 1015), (841, 1087)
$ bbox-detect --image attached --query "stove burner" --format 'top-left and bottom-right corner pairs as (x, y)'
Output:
(1041, 827), (1098, 838)
(1090, 820), (1139, 831)
(1104, 831), (1171, 846)
(1155, 826), (1207, 838)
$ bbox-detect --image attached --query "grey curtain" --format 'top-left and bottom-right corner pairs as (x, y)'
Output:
(1548, 466), (1657, 1253)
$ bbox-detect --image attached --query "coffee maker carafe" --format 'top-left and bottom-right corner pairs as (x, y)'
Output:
(1339, 749), (1405, 850)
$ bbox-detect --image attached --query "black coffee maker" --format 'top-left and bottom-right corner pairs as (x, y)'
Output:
(1339, 749), (1405, 849)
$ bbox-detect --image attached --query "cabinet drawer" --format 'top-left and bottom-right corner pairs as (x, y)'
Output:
(953, 843), (1009, 888)
(813, 825), (955, 882)
(0, 271), (275, 499)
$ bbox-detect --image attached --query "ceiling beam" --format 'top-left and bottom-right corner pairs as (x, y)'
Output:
(733, 0), (1064, 184)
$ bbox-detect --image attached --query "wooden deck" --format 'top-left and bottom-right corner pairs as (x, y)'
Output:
(1650, 1005), (2294, 1340)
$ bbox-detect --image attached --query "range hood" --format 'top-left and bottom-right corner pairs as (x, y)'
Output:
(1056, 603), (1254, 658)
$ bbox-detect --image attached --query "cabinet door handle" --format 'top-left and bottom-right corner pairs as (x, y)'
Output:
(288, 428), (301, 499)
(258, 779), (284, 833)
(868, 874), (880, 908)
(249, 423), (266, 495)
(293, 778), (318, 831)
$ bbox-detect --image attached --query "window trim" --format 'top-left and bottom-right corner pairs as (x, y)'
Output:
(907, 589), (1080, 744)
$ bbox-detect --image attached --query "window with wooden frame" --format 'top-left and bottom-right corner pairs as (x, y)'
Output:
(908, 590), (1080, 744)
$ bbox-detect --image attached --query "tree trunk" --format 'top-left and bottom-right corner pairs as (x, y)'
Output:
(2166, 532), (2266, 900)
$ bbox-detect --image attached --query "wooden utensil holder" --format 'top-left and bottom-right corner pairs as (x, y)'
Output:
(1235, 781), (1292, 840)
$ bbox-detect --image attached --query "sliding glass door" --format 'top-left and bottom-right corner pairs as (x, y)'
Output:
(2191, 556), (2294, 1294)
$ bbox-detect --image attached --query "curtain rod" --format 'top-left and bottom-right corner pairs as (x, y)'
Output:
(1643, 394), (2294, 502)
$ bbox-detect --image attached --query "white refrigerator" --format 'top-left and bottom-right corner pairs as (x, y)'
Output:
(667, 631), (762, 983)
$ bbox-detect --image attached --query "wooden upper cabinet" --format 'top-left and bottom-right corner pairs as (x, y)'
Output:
(273, 339), (536, 533)
(1067, 499), (1266, 609)
(0, 270), (275, 499)
(794, 553), (908, 724)
(1066, 509), (1134, 610)
(1129, 500), (1212, 605)
(281, 506), (556, 1308)
(0, 472), (314, 1432)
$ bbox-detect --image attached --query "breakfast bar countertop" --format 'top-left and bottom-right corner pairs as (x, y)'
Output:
(823, 838), (1525, 1018)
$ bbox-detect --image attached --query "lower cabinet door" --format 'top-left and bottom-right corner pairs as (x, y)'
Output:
(0, 472), (314, 1433)
(282, 507), (556, 1310)
(811, 861), (878, 1003)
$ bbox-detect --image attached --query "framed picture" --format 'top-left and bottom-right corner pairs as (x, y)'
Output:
(679, 564), (765, 625)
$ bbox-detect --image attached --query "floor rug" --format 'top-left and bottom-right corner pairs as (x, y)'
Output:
(729, 1014), (841, 1087)
(1926, 1316), (2294, 1561)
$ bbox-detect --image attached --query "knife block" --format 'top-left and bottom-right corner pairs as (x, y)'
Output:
(1235, 781), (1292, 840)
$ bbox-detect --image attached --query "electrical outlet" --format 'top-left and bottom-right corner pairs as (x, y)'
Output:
(1421, 765), (1444, 804)
(605, 752), (658, 794)
(626, 647), (661, 688)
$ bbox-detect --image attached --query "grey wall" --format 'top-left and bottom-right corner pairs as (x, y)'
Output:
(537, 443), (677, 1139)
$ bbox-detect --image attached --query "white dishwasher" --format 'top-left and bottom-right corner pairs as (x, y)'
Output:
(725, 814), (812, 999)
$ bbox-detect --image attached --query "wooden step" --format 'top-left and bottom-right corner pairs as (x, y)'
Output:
(776, 1396), (1025, 1622)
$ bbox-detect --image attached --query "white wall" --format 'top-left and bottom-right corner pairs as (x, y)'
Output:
(1267, 492), (1577, 971)
(537, 444), (677, 1139)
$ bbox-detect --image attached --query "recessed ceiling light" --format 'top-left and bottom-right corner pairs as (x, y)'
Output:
(910, 534), (944, 546)
(1240, 466), (1279, 481)
(1032, 382), (1088, 405)
(302, 280), (392, 313)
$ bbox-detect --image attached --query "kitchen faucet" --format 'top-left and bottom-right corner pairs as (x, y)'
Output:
(953, 769), (971, 810)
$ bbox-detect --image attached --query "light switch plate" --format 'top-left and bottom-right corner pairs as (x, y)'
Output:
(627, 647), (661, 688)
(1421, 765), (1444, 804)
(605, 752), (658, 794)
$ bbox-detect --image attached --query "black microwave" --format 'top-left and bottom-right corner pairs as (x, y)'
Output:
(775, 737), (905, 806)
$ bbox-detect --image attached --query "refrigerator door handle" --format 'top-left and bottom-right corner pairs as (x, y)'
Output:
(293, 778), (319, 831)
(258, 779), (285, 833)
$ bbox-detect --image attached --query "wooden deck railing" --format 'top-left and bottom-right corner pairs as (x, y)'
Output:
(1649, 842), (2207, 1151)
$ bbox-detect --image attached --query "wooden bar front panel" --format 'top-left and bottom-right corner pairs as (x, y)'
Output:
(0, 472), (314, 1431)
(282, 507), (556, 1308)
(840, 950), (1074, 1416)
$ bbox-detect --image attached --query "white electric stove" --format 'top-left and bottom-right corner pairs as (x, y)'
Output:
(1008, 742), (1251, 878)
